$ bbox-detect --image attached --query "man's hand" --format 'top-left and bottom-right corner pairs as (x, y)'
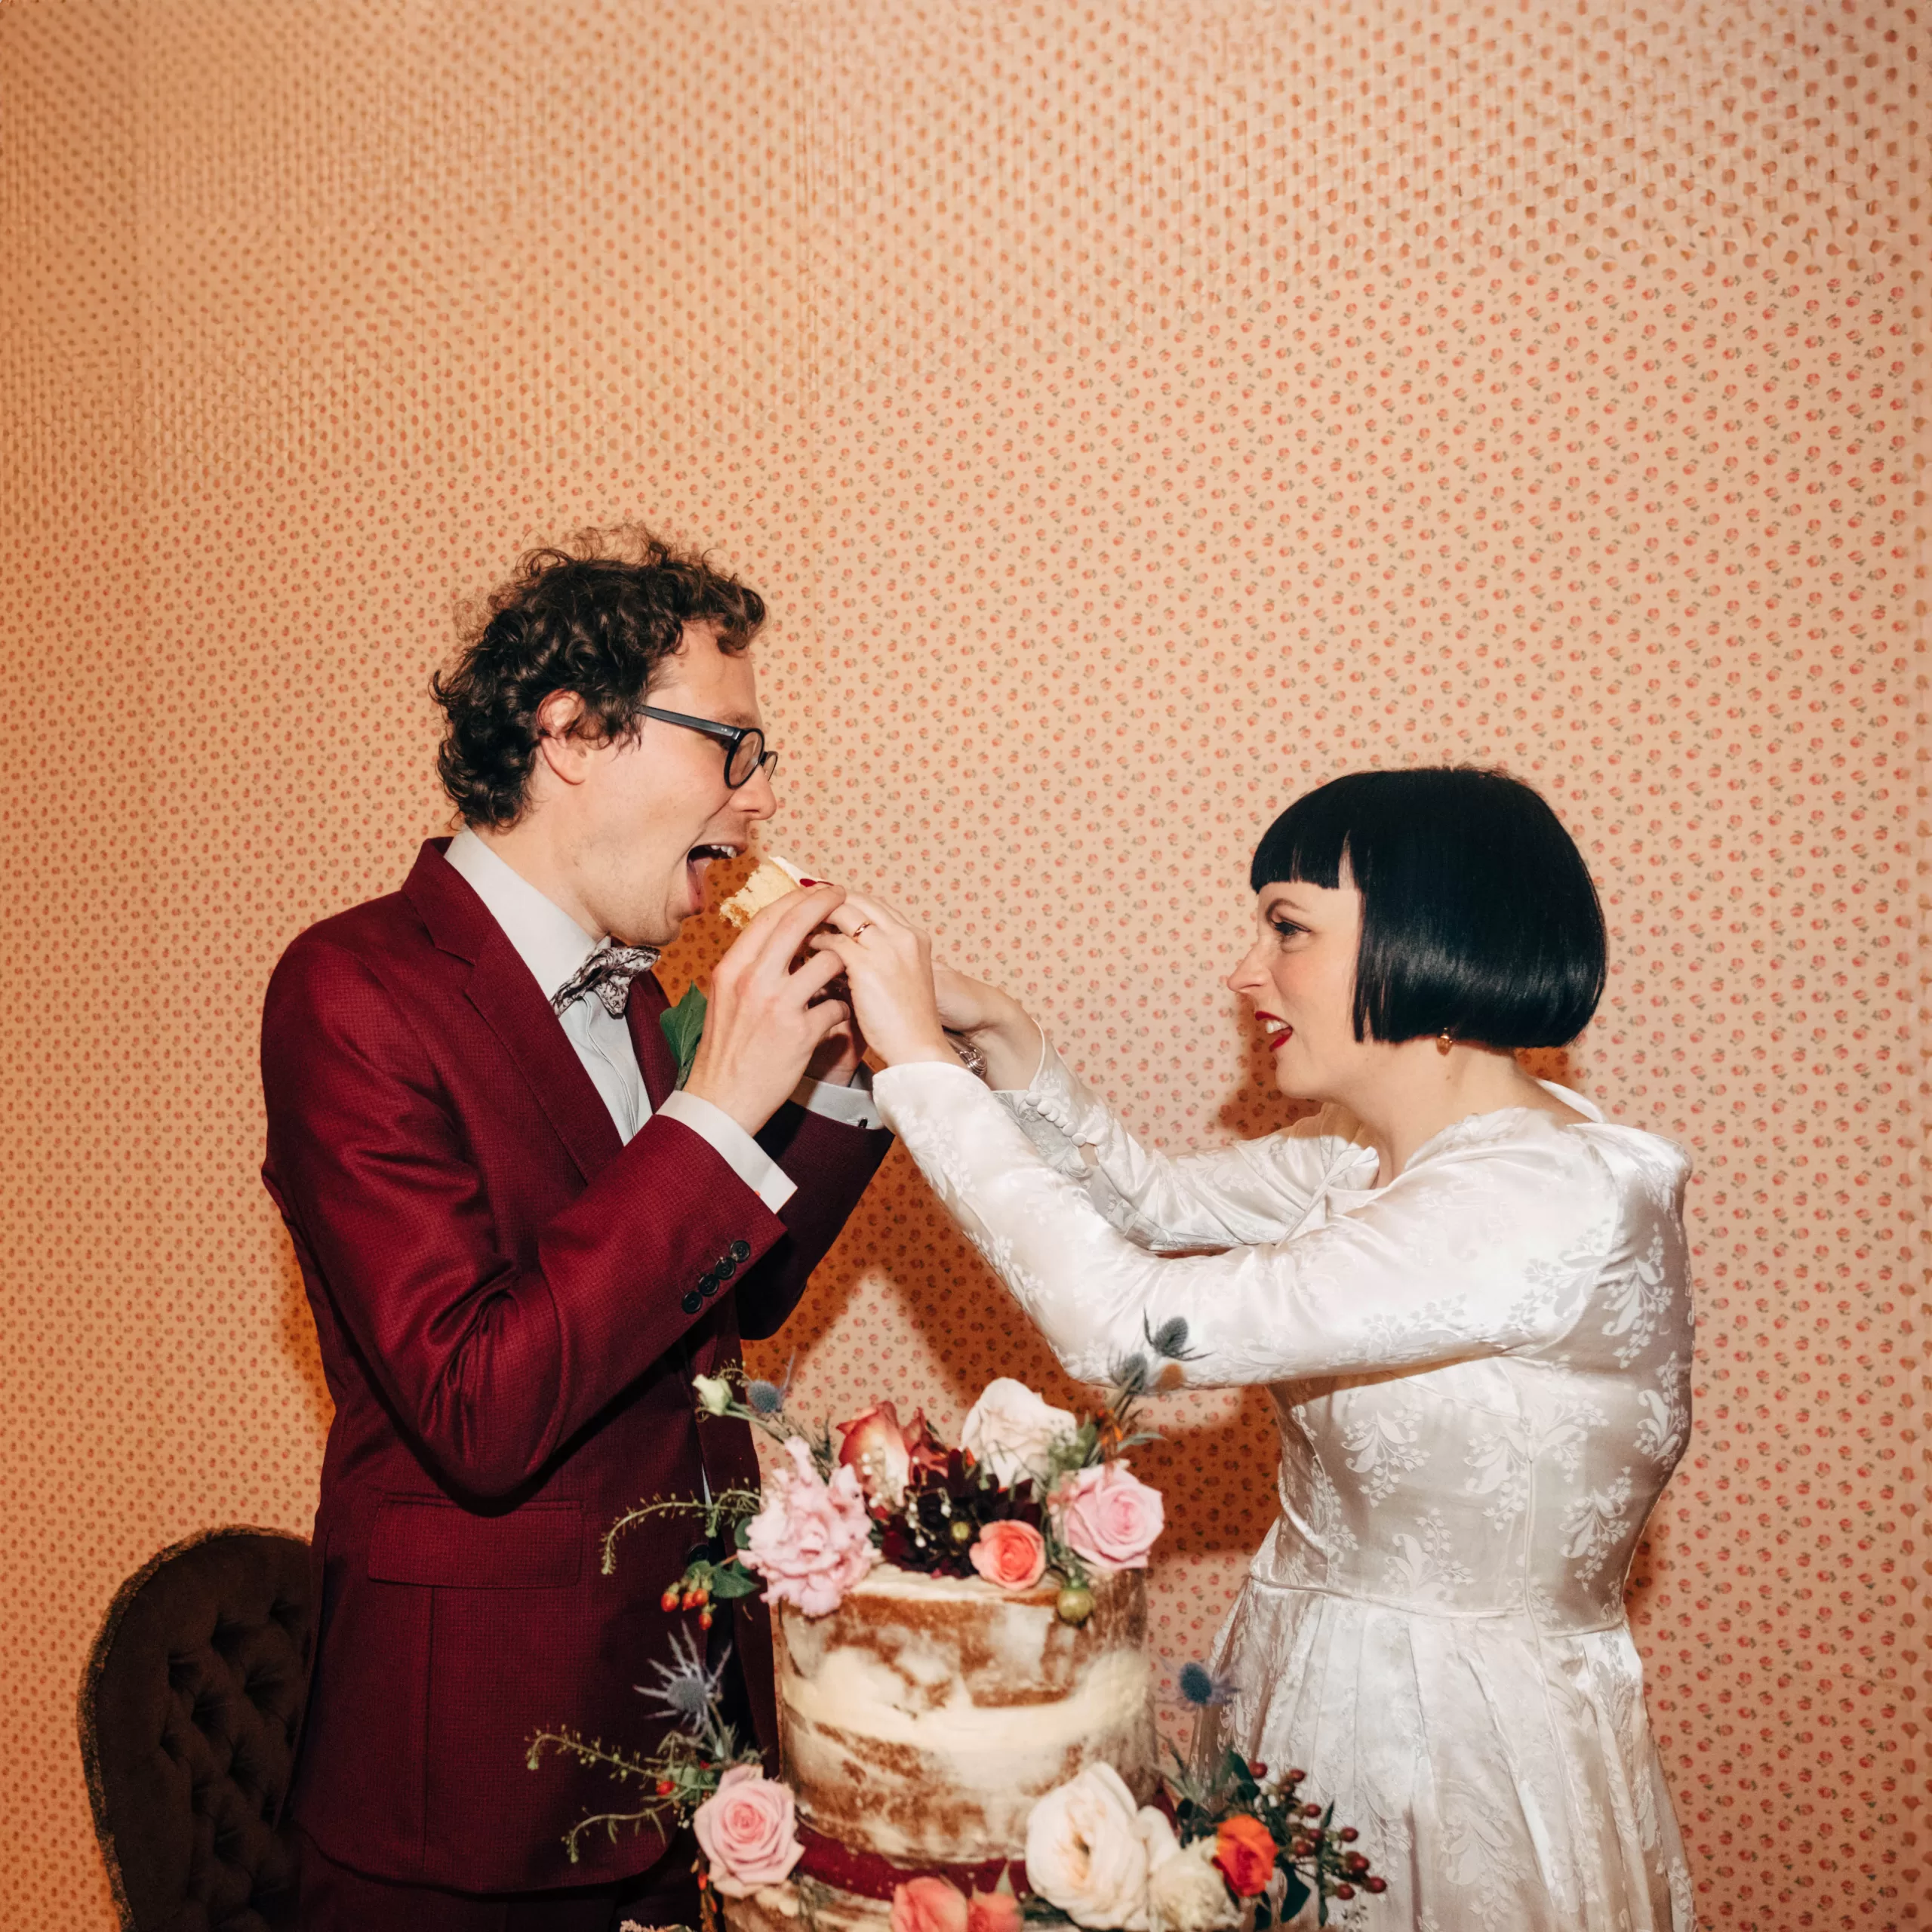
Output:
(685, 885), (853, 1134)
(804, 1010), (868, 1086)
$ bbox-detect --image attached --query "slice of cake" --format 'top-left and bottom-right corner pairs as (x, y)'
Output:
(718, 851), (814, 929)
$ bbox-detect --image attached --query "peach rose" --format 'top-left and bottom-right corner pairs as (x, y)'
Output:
(743, 1437), (879, 1617)
(691, 1765), (804, 1898)
(1051, 1462), (1165, 1574)
(969, 1520), (1048, 1591)
(1210, 1816), (1277, 1899)
(891, 1876), (968, 1932)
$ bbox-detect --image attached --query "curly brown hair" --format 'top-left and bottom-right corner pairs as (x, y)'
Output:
(431, 525), (767, 828)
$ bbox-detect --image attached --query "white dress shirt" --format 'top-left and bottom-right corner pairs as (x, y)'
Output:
(445, 829), (881, 1215)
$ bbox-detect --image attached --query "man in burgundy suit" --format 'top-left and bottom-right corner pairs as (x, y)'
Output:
(261, 532), (891, 1929)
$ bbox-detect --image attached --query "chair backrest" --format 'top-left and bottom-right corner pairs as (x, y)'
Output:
(80, 1527), (315, 1932)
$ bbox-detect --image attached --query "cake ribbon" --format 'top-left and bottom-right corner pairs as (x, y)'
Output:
(793, 1822), (1030, 1903)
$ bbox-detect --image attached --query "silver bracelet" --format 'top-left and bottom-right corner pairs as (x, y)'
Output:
(946, 1030), (989, 1081)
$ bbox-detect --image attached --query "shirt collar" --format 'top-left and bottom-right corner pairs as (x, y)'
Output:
(444, 827), (604, 1001)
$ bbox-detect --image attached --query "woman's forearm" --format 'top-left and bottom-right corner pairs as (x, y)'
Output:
(963, 998), (1045, 1091)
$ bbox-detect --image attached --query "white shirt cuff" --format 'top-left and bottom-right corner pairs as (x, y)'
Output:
(657, 1090), (798, 1214)
(792, 1068), (885, 1132)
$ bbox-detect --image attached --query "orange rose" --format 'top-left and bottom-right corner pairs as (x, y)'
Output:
(891, 1877), (969, 1932)
(967, 1888), (1022, 1932)
(1211, 1815), (1278, 1898)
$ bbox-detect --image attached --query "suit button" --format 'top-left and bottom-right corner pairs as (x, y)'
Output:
(730, 1239), (752, 1263)
(714, 1257), (737, 1283)
(680, 1291), (703, 1315)
(700, 1275), (720, 1299)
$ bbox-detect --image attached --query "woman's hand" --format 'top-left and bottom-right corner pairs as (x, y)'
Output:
(812, 893), (960, 1070)
(934, 966), (1044, 1091)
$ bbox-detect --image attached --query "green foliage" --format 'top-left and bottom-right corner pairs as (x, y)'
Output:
(658, 983), (707, 1088)
(600, 1486), (763, 1577)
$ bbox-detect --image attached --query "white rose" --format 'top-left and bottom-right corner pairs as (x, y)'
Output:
(1146, 1837), (1240, 1932)
(1025, 1764), (1167, 1930)
(959, 1378), (1078, 1489)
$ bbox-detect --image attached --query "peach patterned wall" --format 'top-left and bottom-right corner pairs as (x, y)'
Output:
(1, 2), (1925, 1927)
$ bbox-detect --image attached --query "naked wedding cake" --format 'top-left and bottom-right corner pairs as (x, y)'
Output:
(749, 1566), (1155, 1930)
(691, 1376), (1161, 1932)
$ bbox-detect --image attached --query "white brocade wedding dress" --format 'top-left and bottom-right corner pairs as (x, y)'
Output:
(872, 1044), (1696, 1932)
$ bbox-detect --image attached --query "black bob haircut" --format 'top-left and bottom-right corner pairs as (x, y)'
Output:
(1249, 767), (1607, 1050)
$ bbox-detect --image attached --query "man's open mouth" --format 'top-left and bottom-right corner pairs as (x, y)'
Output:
(685, 842), (742, 884)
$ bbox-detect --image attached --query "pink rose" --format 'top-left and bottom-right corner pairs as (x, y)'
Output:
(968, 1889), (1023, 1932)
(891, 1877), (968, 1932)
(969, 1520), (1048, 1592)
(743, 1438), (879, 1616)
(692, 1765), (804, 1898)
(836, 1401), (913, 1507)
(1051, 1462), (1165, 1574)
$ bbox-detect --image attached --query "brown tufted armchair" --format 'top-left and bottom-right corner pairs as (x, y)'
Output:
(80, 1527), (316, 1932)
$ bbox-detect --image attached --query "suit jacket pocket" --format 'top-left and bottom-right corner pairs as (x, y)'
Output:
(366, 1496), (583, 1589)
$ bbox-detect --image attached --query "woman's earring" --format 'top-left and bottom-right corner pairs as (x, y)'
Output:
(1436, 1028), (1455, 1054)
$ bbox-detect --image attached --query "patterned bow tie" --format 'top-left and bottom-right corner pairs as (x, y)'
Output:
(550, 942), (662, 1018)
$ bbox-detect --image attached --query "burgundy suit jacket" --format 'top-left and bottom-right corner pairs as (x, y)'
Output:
(260, 839), (890, 1894)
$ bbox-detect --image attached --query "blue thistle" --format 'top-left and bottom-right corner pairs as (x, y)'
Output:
(1148, 1317), (1193, 1361)
(1177, 1660), (1236, 1707)
(745, 1379), (786, 1416)
(636, 1627), (729, 1726)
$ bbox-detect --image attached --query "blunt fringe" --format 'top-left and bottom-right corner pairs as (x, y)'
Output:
(431, 525), (766, 829)
(1249, 767), (1607, 1049)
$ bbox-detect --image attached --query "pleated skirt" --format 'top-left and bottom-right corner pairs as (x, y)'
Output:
(1195, 1575), (1695, 1931)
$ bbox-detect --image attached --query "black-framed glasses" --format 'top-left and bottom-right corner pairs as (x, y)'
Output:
(640, 706), (779, 789)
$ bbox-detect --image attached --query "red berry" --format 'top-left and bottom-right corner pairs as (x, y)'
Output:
(1249, 1761), (1267, 1779)
(1344, 1854), (1368, 1875)
(1285, 1768), (1307, 1784)
(657, 1780), (674, 1795)
(1338, 1828), (1358, 1843)
(1333, 1884), (1355, 1902)
(660, 1589), (679, 1613)
(1302, 1802), (1324, 1819)
(698, 1608), (714, 1630)
(1364, 1878), (1387, 1894)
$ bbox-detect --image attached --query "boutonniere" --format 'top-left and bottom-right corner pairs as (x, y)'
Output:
(657, 983), (707, 1089)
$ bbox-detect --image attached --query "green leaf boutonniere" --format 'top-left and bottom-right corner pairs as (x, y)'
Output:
(657, 983), (706, 1089)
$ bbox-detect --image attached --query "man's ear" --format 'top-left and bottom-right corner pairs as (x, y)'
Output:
(533, 691), (594, 789)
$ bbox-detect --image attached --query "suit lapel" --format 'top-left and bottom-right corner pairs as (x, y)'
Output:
(628, 975), (678, 1114)
(463, 940), (624, 1183)
(403, 839), (623, 1184)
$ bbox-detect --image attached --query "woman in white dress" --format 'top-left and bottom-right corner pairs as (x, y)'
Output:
(814, 768), (1696, 1932)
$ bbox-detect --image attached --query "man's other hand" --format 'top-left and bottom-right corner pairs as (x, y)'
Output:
(685, 884), (852, 1134)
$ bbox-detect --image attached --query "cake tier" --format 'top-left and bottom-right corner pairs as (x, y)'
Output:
(775, 1562), (1155, 1869)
